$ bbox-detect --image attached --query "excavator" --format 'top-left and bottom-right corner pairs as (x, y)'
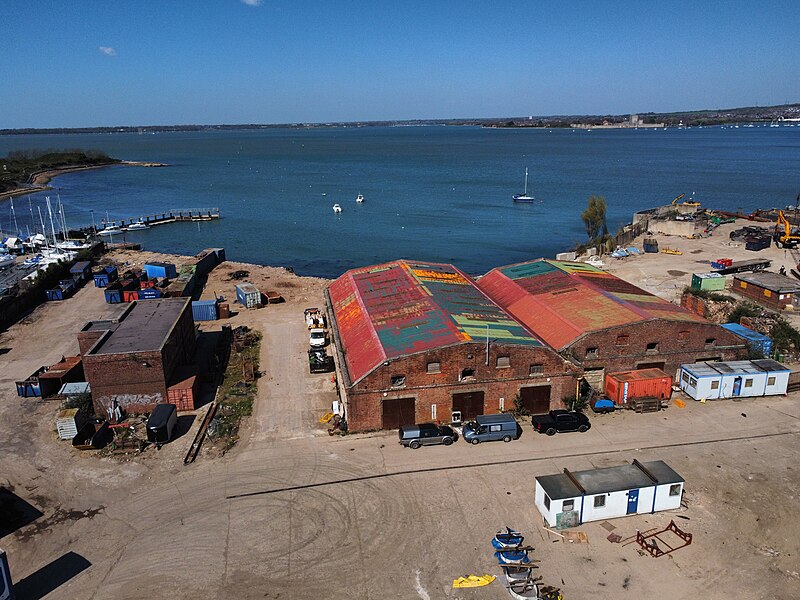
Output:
(773, 210), (800, 248)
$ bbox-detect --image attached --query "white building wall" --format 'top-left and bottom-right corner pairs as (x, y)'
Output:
(534, 481), (556, 527)
(653, 482), (683, 511)
(580, 490), (630, 522)
(764, 370), (790, 395)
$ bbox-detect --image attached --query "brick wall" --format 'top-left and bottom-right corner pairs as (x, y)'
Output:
(566, 320), (747, 381)
(83, 349), (167, 417)
(343, 342), (579, 431)
(732, 279), (788, 310)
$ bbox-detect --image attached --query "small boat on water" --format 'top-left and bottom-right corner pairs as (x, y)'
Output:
(332, 204), (342, 213)
(492, 527), (525, 550)
(513, 168), (536, 203)
(98, 225), (122, 237)
(356, 193), (364, 203)
(126, 220), (150, 231)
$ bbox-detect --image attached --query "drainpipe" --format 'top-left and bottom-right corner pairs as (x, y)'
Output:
(579, 493), (585, 525)
(651, 485), (657, 514)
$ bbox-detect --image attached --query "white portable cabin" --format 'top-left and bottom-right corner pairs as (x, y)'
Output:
(678, 359), (789, 401)
(534, 460), (684, 528)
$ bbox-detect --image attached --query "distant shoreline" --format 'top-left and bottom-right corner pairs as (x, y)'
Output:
(0, 160), (167, 201)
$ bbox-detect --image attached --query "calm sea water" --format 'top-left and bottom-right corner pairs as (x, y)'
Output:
(1, 125), (798, 278)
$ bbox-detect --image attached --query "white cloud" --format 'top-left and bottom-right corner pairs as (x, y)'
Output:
(99, 46), (117, 56)
(241, 0), (262, 5)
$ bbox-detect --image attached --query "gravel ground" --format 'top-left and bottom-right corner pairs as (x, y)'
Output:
(0, 249), (798, 600)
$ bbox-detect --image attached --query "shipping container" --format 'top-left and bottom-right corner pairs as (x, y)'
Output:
(70, 260), (92, 282)
(93, 266), (118, 288)
(123, 290), (139, 302)
(46, 288), (65, 301)
(139, 278), (156, 289)
(745, 236), (771, 251)
(604, 368), (673, 407)
(679, 359), (789, 400)
(15, 366), (46, 397)
(691, 272), (726, 292)
(168, 367), (200, 411)
(147, 403), (178, 444)
(138, 287), (162, 300)
(104, 283), (123, 304)
(236, 283), (261, 308)
(643, 238), (659, 253)
(192, 299), (218, 321)
(721, 323), (773, 357)
(144, 261), (178, 280)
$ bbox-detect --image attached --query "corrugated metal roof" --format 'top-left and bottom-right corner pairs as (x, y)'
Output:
(720, 323), (772, 344)
(329, 260), (544, 384)
(607, 368), (670, 382)
(478, 259), (706, 350)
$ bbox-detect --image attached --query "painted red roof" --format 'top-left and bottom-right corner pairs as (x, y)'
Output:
(477, 260), (706, 350)
(329, 260), (544, 385)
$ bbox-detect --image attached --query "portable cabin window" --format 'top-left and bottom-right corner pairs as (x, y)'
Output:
(544, 494), (551, 510)
(529, 363), (544, 376)
(744, 378), (753, 388)
(705, 338), (716, 348)
(562, 499), (575, 512)
(646, 342), (659, 353)
(390, 375), (406, 388)
(768, 376), (776, 385)
(689, 377), (697, 387)
(669, 484), (682, 496)
(594, 495), (606, 508)
(585, 347), (599, 358)
(681, 372), (690, 384)
(427, 362), (441, 374)
(460, 368), (475, 381)
(496, 356), (510, 369)
(615, 335), (629, 346)
(710, 380), (720, 390)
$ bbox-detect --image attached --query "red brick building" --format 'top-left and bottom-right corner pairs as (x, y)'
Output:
(326, 260), (580, 432)
(81, 298), (196, 418)
(477, 260), (747, 388)
(732, 272), (800, 310)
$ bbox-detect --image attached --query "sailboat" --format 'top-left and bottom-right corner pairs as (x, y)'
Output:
(513, 169), (535, 203)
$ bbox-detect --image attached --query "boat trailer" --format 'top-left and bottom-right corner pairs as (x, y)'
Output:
(636, 520), (693, 557)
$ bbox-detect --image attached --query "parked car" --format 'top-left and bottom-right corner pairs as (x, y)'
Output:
(461, 413), (522, 445)
(309, 328), (327, 347)
(531, 410), (591, 436)
(399, 423), (458, 449)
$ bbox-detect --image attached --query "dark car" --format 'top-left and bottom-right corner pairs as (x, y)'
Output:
(399, 423), (458, 449)
(531, 410), (591, 436)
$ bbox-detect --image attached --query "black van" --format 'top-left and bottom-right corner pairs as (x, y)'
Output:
(147, 403), (178, 445)
(398, 423), (458, 449)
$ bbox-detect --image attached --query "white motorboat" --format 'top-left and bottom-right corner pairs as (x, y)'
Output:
(98, 225), (122, 236)
(332, 204), (342, 213)
(56, 239), (94, 251)
(356, 193), (364, 203)
(126, 220), (150, 231)
(513, 168), (535, 203)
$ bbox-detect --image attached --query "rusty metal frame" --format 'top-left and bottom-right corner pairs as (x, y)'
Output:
(636, 520), (693, 557)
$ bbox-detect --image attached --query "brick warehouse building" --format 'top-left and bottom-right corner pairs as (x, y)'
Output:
(81, 298), (196, 418)
(477, 260), (747, 388)
(325, 260), (580, 432)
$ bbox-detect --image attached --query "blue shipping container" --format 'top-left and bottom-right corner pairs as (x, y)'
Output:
(235, 283), (261, 308)
(721, 323), (773, 356)
(46, 288), (64, 301)
(192, 299), (218, 321)
(105, 287), (123, 304)
(70, 261), (92, 281)
(144, 262), (178, 280)
(93, 266), (119, 288)
(138, 287), (163, 300)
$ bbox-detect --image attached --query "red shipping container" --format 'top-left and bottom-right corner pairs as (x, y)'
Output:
(167, 367), (199, 412)
(123, 290), (139, 302)
(140, 278), (157, 289)
(604, 368), (673, 406)
(717, 258), (733, 267)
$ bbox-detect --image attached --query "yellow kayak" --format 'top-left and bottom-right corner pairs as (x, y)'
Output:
(452, 574), (496, 588)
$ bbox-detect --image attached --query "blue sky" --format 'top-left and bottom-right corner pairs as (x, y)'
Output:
(3, 1), (800, 128)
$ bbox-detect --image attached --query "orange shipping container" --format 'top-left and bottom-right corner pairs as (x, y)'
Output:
(167, 367), (200, 412)
(604, 368), (673, 406)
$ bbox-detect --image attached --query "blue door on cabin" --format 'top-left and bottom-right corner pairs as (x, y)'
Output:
(733, 377), (742, 396)
(627, 489), (639, 514)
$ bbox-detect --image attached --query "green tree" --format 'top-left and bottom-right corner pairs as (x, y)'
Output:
(581, 195), (608, 242)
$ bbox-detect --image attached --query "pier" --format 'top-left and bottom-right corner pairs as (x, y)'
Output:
(100, 208), (220, 229)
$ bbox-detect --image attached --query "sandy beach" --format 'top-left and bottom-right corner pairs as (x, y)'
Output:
(0, 160), (166, 201)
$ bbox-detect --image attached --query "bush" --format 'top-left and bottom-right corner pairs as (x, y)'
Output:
(770, 318), (800, 355)
(728, 302), (762, 325)
(563, 395), (588, 413)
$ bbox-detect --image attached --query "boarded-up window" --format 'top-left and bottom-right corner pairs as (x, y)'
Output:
(427, 362), (441, 374)
(615, 335), (629, 346)
(529, 363), (544, 375)
(496, 356), (510, 369)
(764, 289), (771, 297)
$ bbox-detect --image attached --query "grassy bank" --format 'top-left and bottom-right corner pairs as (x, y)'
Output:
(0, 149), (119, 193)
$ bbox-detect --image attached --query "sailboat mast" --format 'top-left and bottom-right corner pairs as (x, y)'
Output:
(45, 196), (58, 248)
(37, 207), (47, 248)
(524, 168), (528, 195)
(10, 197), (19, 235)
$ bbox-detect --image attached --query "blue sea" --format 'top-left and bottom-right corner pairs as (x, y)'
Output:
(1, 125), (798, 278)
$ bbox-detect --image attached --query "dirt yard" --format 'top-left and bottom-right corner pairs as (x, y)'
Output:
(0, 249), (799, 600)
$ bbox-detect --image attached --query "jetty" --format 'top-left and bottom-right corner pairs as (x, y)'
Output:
(101, 208), (220, 229)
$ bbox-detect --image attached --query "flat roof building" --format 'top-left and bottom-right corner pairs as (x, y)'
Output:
(326, 260), (580, 431)
(732, 272), (800, 310)
(82, 298), (196, 417)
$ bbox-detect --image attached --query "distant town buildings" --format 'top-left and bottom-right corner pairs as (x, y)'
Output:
(571, 114), (665, 129)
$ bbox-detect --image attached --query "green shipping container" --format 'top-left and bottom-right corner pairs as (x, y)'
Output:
(691, 272), (726, 291)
